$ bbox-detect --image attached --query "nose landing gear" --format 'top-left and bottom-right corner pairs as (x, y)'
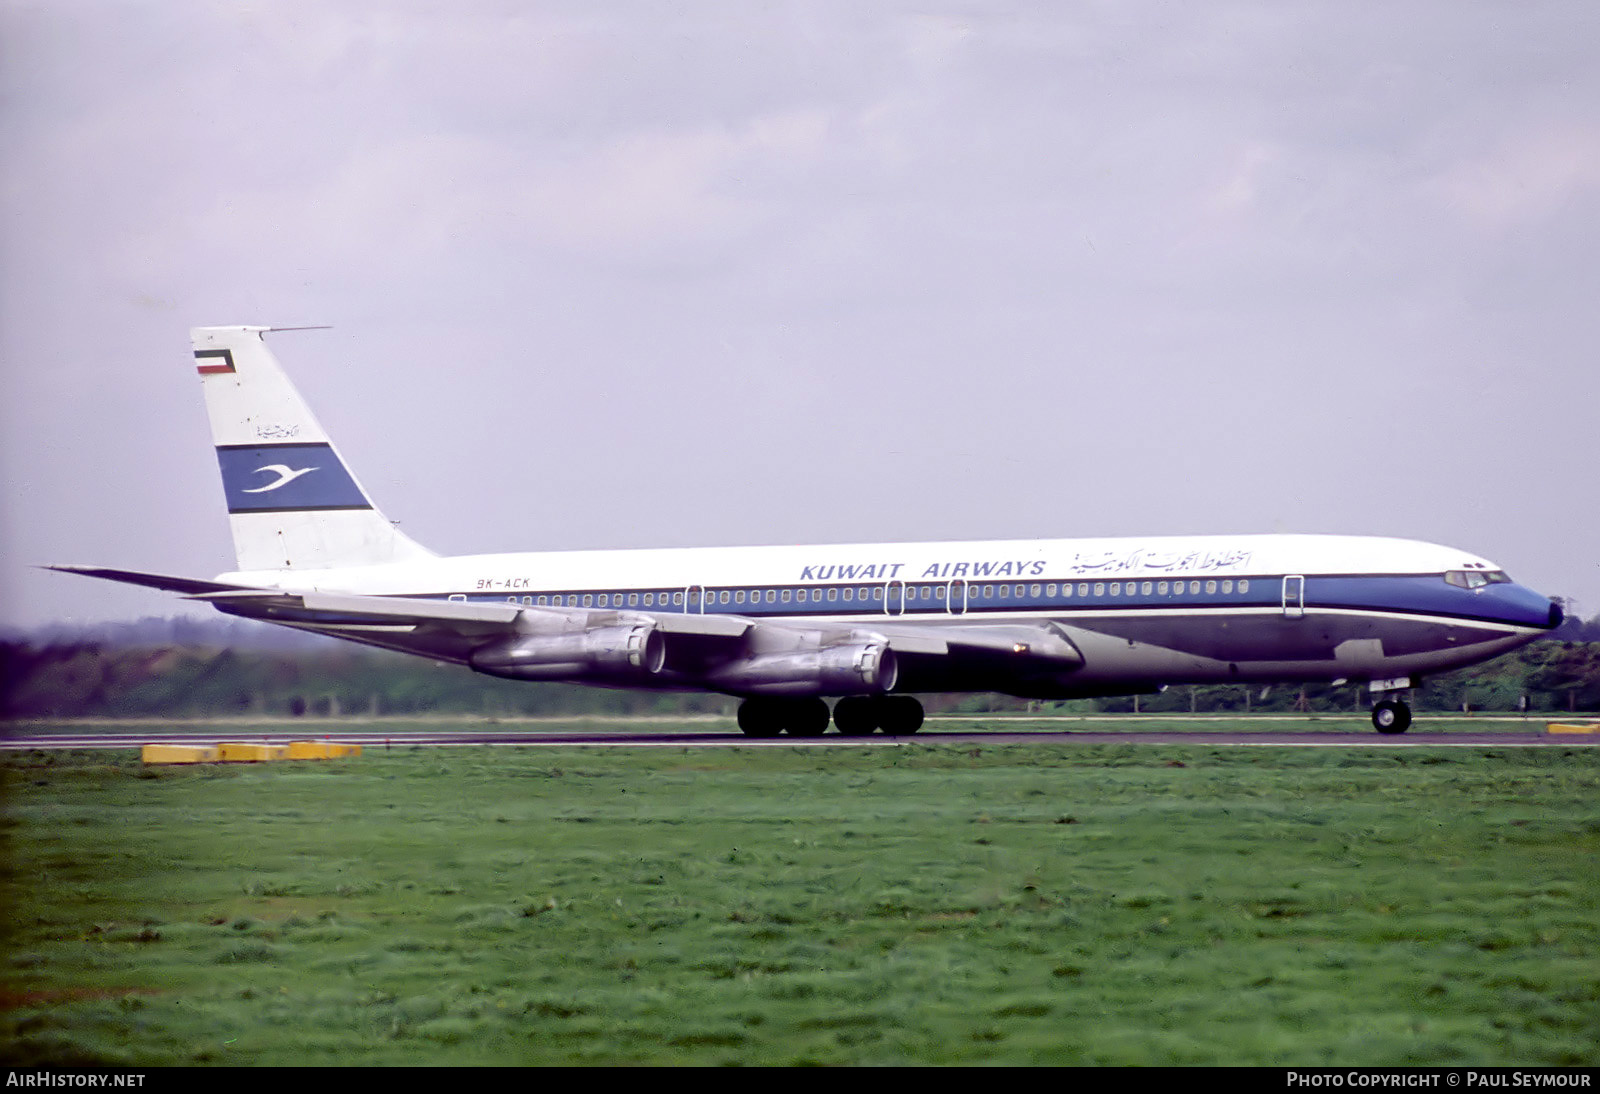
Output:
(1371, 697), (1412, 734)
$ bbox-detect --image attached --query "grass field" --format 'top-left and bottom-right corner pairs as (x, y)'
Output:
(2, 724), (1597, 1065)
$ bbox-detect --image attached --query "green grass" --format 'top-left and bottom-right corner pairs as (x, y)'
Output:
(2, 733), (1597, 1065)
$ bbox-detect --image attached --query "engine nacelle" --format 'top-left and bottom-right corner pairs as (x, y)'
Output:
(708, 642), (898, 696)
(469, 624), (666, 682)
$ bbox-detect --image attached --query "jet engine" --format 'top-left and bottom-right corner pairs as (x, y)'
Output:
(708, 642), (897, 696)
(469, 623), (666, 682)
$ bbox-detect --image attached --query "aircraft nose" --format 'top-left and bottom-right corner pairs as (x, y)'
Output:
(1548, 599), (1565, 629)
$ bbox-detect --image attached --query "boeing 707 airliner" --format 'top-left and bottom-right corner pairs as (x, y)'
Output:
(53, 326), (1564, 735)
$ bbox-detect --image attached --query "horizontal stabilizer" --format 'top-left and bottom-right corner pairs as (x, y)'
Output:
(44, 565), (256, 597)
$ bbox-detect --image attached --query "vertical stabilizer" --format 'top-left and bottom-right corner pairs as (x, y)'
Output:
(192, 326), (434, 572)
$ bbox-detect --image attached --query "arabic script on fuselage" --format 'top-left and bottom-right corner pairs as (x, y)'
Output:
(796, 546), (1254, 582)
(1063, 547), (1253, 575)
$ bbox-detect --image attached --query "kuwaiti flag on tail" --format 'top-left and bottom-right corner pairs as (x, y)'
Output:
(195, 347), (236, 374)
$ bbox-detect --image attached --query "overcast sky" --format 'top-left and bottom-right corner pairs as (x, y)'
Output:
(3, 0), (1597, 630)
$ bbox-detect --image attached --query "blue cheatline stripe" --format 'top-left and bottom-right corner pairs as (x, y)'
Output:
(216, 443), (370, 513)
(385, 572), (1550, 630)
(423, 577), (1276, 616)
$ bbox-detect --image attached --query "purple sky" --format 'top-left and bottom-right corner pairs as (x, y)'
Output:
(4, 1), (1598, 629)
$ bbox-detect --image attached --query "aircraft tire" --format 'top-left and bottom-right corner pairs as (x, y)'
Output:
(737, 699), (783, 737)
(833, 696), (878, 736)
(1371, 699), (1412, 734)
(784, 697), (831, 737)
(877, 696), (924, 735)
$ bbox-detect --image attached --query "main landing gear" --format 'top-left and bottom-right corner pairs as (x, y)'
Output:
(1371, 697), (1413, 734)
(737, 695), (925, 737)
(832, 695), (924, 736)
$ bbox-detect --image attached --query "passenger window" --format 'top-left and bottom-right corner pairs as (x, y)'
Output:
(1093, 583), (1104, 597)
(1046, 583), (1057, 597)
(1222, 581), (1232, 594)
(781, 588), (791, 602)
(582, 594), (593, 607)
(1239, 580), (1250, 594)
(673, 592), (684, 605)
(1189, 581), (1200, 594)
(827, 588), (837, 601)
(1205, 581), (1217, 595)
(1141, 582), (1153, 595)
(1157, 582), (1168, 595)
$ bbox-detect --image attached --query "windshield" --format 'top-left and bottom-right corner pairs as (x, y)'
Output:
(1444, 570), (1511, 590)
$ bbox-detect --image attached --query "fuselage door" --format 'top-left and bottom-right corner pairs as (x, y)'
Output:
(1282, 575), (1305, 619)
(685, 585), (705, 615)
(884, 579), (904, 616)
(948, 578), (968, 616)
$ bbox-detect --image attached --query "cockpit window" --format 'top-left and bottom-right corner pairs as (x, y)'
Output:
(1445, 570), (1511, 589)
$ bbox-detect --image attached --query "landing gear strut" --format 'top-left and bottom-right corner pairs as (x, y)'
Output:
(1371, 698), (1412, 734)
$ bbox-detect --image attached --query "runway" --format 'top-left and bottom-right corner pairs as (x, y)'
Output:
(4, 722), (1595, 750)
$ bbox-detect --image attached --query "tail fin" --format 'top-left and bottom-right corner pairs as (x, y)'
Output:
(192, 326), (434, 572)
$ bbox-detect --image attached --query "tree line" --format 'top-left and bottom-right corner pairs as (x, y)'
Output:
(3, 612), (1597, 720)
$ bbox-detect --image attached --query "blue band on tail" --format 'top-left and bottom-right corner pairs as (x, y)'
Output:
(216, 443), (371, 513)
